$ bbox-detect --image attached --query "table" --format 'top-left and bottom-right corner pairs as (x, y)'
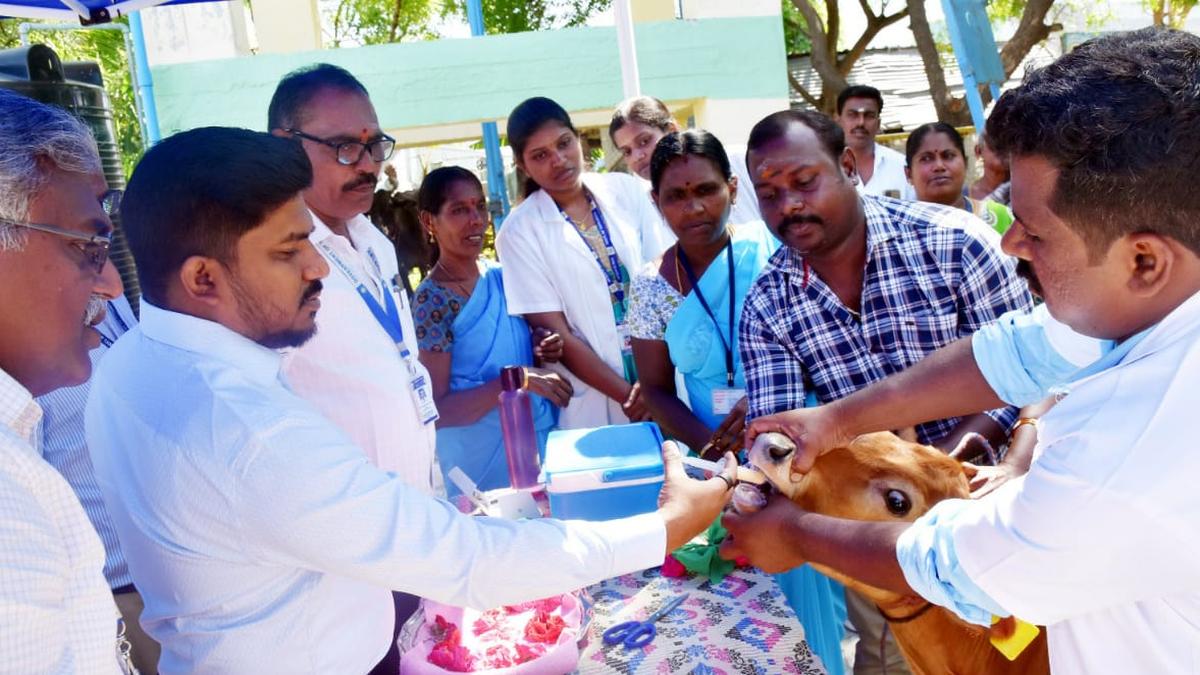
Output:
(576, 566), (828, 674)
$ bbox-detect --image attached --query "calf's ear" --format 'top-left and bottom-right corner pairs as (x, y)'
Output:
(960, 462), (979, 480)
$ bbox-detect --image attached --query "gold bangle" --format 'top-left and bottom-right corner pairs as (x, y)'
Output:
(1011, 417), (1039, 435)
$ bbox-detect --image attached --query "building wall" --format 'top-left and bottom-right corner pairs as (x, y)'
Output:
(149, 15), (790, 147)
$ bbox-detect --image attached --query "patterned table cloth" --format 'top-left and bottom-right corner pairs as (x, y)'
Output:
(576, 566), (827, 675)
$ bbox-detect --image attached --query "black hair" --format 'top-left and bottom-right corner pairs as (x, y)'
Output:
(904, 122), (965, 167)
(121, 127), (313, 305)
(506, 96), (578, 197)
(267, 63), (369, 131)
(988, 27), (1200, 258)
(609, 96), (673, 142)
(746, 110), (845, 168)
(648, 129), (733, 193)
(836, 85), (884, 116)
(417, 166), (483, 214)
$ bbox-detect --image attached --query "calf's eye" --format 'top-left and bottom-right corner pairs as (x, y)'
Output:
(884, 489), (912, 516)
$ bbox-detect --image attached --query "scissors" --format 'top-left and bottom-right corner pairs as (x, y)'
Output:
(602, 593), (689, 649)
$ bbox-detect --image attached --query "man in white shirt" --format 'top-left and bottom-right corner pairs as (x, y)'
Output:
(722, 28), (1200, 673)
(89, 126), (736, 674)
(835, 85), (910, 200)
(0, 89), (125, 673)
(266, 64), (437, 493)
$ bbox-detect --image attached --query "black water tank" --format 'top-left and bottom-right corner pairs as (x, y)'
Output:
(0, 44), (142, 314)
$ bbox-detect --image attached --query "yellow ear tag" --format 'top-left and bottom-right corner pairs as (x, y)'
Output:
(990, 615), (1040, 661)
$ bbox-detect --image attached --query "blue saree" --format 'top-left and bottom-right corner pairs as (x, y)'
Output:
(435, 261), (556, 497)
(663, 224), (848, 675)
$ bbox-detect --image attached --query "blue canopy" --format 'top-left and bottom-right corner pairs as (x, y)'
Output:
(1, 0), (212, 23)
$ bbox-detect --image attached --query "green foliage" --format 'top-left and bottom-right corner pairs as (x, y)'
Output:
(781, 0), (812, 55)
(0, 18), (143, 178)
(442, 0), (614, 35)
(322, 0), (441, 47)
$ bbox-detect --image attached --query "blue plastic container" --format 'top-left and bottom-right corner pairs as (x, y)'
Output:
(542, 422), (665, 521)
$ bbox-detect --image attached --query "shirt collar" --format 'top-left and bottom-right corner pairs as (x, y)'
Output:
(138, 301), (283, 387)
(308, 211), (373, 245)
(527, 173), (609, 222)
(0, 367), (40, 444)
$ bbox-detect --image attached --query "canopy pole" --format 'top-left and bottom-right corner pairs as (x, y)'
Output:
(466, 0), (510, 224)
(613, 0), (640, 99)
(127, 11), (161, 145)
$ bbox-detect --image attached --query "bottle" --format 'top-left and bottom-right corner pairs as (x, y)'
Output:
(499, 365), (541, 489)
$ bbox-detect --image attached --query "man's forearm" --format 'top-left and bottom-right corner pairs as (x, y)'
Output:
(831, 339), (1006, 438)
(788, 512), (915, 596)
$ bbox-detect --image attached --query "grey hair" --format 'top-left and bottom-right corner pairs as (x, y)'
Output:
(0, 90), (101, 251)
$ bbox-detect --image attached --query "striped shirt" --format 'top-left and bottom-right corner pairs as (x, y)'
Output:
(37, 296), (137, 590)
(739, 195), (1031, 444)
(0, 366), (121, 673)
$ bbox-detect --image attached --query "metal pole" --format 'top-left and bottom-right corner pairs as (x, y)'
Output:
(127, 11), (161, 145)
(613, 0), (640, 99)
(466, 0), (511, 224)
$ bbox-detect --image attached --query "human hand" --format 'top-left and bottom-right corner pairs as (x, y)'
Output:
(523, 367), (573, 408)
(718, 494), (808, 574)
(703, 396), (748, 460)
(657, 441), (736, 551)
(532, 327), (564, 364)
(964, 462), (1021, 499)
(744, 405), (850, 475)
(622, 382), (652, 422)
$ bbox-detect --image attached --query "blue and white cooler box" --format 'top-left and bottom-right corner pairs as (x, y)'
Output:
(542, 422), (665, 521)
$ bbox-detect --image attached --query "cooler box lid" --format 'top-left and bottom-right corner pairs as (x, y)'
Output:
(542, 422), (665, 494)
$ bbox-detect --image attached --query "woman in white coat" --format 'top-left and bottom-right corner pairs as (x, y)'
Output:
(497, 96), (674, 429)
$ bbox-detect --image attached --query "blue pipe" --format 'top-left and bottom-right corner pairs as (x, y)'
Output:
(128, 11), (161, 145)
(466, 0), (510, 224)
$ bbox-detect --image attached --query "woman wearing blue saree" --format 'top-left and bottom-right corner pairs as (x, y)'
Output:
(628, 130), (848, 675)
(414, 167), (572, 497)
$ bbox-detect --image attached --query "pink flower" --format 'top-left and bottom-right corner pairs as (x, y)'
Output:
(427, 641), (475, 672)
(504, 596), (562, 614)
(514, 643), (544, 664)
(661, 554), (687, 578)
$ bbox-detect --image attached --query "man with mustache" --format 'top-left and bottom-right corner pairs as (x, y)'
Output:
(85, 124), (735, 673)
(0, 89), (126, 671)
(265, 64), (441, 672)
(835, 85), (909, 200)
(727, 28), (1200, 673)
(738, 109), (1032, 674)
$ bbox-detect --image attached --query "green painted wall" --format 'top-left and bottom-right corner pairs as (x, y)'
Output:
(151, 16), (788, 135)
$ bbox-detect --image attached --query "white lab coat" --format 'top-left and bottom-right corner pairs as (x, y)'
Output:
(497, 172), (674, 429)
(954, 289), (1200, 673)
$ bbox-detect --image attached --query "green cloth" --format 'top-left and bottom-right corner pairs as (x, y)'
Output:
(672, 517), (737, 583)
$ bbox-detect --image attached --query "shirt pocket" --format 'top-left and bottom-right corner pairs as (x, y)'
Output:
(869, 310), (961, 370)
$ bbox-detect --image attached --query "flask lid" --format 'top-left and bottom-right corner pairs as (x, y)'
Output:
(500, 365), (524, 391)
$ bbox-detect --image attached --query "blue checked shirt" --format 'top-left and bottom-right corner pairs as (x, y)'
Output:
(740, 196), (1031, 445)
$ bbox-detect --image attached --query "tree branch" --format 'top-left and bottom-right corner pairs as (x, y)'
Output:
(840, 6), (909, 75)
(789, 71), (823, 108)
(792, 0), (844, 87)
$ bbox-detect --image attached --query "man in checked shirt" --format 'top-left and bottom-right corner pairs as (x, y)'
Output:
(738, 110), (1032, 675)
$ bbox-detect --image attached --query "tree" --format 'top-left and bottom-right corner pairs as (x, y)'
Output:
(442, 0), (613, 35)
(321, 0), (441, 47)
(1146, 0), (1198, 27)
(910, 0), (1063, 126)
(785, 0), (910, 114)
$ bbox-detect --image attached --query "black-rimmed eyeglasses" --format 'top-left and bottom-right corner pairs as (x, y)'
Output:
(286, 129), (396, 166)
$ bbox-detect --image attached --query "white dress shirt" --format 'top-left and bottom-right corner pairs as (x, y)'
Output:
(86, 302), (667, 674)
(497, 172), (674, 429)
(0, 367), (120, 674)
(857, 143), (913, 200)
(948, 290), (1200, 673)
(282, 212), (436, 492)
(37, 295), (138, 590)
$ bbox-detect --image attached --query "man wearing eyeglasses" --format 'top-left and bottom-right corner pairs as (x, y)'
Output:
(267, 64), (433, 673)
(835, 85), (911, 200)
(0, 89), (126, 672)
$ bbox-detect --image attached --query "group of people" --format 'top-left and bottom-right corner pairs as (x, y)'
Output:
(1, 25), (1196, 675)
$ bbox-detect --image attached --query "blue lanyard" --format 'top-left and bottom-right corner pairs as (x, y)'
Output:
(318, 240), (412, 359)
(677, 238), (736, 386)
(561, 196), (627, 307)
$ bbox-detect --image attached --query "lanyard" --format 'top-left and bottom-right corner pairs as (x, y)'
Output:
(677, 237), (736, 386)
(97, 299), (131, 349)
(317, 239), (412, 360)
(561, 196), (627, 309)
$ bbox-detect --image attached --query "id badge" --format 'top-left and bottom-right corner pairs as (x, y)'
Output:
(616, 322), (633, 357)
(711, 387), (746, 415)
(408, 370), (440, 425)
